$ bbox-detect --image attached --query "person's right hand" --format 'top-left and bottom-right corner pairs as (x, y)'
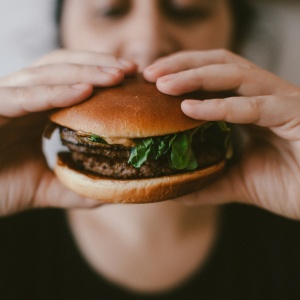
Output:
(0, 50), (136, 217)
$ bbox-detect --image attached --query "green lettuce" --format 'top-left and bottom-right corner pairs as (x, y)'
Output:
(170, 132), (198, 170)
(88, 134), (107, 144)
(128, 121), (231, 170)
(127, 139), (154, 168)
(89, 122), (231, 171)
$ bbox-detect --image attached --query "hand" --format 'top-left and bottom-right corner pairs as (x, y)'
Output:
(144, 49), (300, 219)
(0, 50), (136, 216)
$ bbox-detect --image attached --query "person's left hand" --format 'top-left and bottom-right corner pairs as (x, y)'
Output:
(144, 49), (300, 220)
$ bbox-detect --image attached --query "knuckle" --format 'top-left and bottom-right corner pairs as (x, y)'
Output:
(17, 67), (40, 84)
(214, 98), (226, 108)
(250, 97), (263, 111)
(249, 97), (263, 123)
(229, 64), (245, 84)
(45, 86), (67, 108)
(15, 87), (31, 110)
(231, 63), (244, 75)
(215, 98), (229, 121)
(215, 49), (253, 69)
(193, 68), (204, 79)
(16, 86), (31, 100)
(44, 85), (57, 98)
(238, 61), (254, 71)
(215, 48), (231, 59)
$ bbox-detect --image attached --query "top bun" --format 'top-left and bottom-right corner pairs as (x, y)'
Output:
(50, 74), (215, 138)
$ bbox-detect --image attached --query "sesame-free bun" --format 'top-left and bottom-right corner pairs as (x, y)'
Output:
(50, 74), (211, 138)
(51, 74), (228, 203)
(55, 153), (225, 204)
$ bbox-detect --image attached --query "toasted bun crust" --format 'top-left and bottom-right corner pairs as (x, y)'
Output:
(50, 75), (220, 138)
(54, 153), (225, 204)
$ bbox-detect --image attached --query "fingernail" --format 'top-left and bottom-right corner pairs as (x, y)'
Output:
(118, 58), (134, 68)
(181, 100), (202, 111)
(101, 67), (121, 75)
(71, 83), (89, 90)
(145, 64), (158, 72)
(159, 73), (178, 82)
(182, 100), (201, 107)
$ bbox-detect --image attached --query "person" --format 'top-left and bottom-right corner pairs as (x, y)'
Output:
(1, 0), (300, 299)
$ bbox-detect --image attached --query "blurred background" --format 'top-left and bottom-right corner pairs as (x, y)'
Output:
(0, 0), (299, 84)
(0, 0), (57, 77)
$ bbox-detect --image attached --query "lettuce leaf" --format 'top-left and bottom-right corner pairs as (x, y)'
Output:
(88, 134), (107, 144)
(128, 131), (198, 170)
(128, 139), (154, 168)
(88, 122), (231, 171)
(128, 121), (231, 170)
(170, 132), (197, 170)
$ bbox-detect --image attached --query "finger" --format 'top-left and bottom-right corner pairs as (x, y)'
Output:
(34, 170), (103, 209)
(181, 95), (300, 140)
(177, 154), (300, 220)
(177, 178), (235, 206)
(32, 49), (137, 74)
(156, 63), (293, 97)
(0, 64), (125, 87)
(176, 167), (243, 207)
(0, 84), (93, 119)
(144, 49), (249, 82)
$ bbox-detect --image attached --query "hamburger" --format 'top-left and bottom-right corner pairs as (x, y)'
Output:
(46, 75), (232, 204)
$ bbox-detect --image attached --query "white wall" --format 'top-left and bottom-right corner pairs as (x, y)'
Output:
(244, 2), (300, 86)
(269, 3), (300, 86)
(0, 0), (57, 77)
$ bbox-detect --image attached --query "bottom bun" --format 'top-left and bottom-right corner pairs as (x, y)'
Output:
(54, 152), (225, 204)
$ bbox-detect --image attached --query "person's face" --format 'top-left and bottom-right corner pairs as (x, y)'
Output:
(61, 0), (233, 69)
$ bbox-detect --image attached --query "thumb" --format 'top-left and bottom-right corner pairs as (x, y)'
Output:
(34, 170), (102, 209)
(177, 165), (246, 206)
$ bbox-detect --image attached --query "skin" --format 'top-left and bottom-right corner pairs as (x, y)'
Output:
(61, 0), (233, 69)
(0, 54), (136, 215)
(144, 49), (300, 219)
(1, 0), (300, 293)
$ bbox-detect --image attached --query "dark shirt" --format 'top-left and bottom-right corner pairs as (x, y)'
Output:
(1, 204), (300, 300)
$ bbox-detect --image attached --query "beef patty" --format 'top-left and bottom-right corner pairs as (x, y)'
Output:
(59, 127), (225, 179)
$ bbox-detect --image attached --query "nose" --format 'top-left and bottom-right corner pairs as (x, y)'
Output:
(118, 2), (179, 70)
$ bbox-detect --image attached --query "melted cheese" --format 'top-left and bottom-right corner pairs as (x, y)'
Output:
(76, 130), (136, 147)
(103, 137), (136, 147)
